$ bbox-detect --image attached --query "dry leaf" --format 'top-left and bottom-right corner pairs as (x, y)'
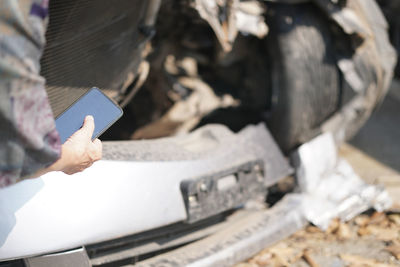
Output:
(354, 215), (370, 227)
(272, 253), (290, 267)
(340, 254), (397, 267)
(358, 226), (371, 236)
(326, 218), (340, 234)
(290, 251), (305, 264)
(385, 245), (400, 260)
(388, 214), (400, 226)
(336, 223), (352, 240)
(234, 263), (258, 267)
(366, 225), (399, 242)
(269, 245), (294, 266)
(250, 252), (273, 266)
(302, 249), (320, 267)
(369, 212), (387, 225)
(306, 226), (322, 234)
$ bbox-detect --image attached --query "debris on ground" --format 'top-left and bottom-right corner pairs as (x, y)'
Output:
(238, 211), (400, 267)
(237, 140), (400, 267)
(292, 133), (392, 230)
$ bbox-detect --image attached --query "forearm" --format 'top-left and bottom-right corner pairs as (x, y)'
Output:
(30, 150), (66, 179)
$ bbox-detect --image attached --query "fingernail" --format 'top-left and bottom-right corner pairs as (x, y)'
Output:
(86, 115), (94, 121)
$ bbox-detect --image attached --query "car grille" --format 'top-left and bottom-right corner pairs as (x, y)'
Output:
(41, 0), (148, 117)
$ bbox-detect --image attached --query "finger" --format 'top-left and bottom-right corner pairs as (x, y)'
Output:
(92, 138), (103, 160)
(80, 115), (95, 139)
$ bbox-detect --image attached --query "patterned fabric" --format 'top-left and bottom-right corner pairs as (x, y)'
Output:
(0, 0), (61, 188)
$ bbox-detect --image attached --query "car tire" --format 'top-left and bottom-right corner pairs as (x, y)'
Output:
(265, 3), (341, 152)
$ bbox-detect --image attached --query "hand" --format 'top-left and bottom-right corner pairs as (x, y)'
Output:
(57, 115), (102, 174)
(40, 115), (102, 176)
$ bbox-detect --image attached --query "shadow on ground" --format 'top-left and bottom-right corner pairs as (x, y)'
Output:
(350, 80), (400, 172)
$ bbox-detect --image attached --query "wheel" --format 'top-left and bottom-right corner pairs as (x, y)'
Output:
(265, 3), (341, 152)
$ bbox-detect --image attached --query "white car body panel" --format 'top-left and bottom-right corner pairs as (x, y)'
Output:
(0, 124), (291, 261)
(0, 160), (197, 260)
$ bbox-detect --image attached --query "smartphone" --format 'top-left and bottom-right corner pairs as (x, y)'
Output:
(55, 87), (123, 144)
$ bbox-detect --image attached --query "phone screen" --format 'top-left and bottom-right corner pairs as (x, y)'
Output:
(55, 88), (123, 143)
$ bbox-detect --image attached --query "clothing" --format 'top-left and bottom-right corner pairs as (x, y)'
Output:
(0, 0), (61, 188)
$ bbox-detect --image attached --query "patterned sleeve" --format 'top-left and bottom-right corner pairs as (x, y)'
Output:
(0, 0), (61, 188)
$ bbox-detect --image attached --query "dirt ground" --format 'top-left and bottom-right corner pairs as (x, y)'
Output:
(236, 81), (400, 267)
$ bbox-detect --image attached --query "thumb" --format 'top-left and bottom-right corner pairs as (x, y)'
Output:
(80, 115), (95, 139)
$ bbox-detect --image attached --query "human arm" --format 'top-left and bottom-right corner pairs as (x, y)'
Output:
(0, 0), (102, 187)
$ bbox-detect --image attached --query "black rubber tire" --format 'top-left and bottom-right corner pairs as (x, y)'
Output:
(265, 3), (341, 152)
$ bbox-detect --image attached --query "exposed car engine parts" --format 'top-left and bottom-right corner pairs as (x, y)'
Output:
(107, 0), (395, 153)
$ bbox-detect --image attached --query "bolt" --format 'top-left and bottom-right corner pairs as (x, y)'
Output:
(200, 182), (208, 192)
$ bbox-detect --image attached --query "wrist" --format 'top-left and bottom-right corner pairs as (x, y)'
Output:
(47, 145), (70, 172)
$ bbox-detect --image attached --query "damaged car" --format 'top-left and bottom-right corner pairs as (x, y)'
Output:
(0, 0), (396, 266)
